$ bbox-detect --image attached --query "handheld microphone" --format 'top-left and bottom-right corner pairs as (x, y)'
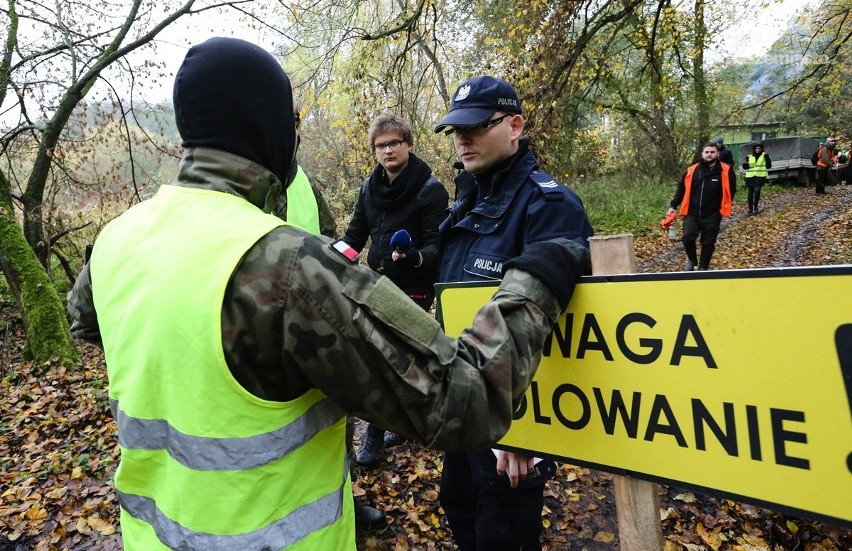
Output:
(390, 229), (412, 253)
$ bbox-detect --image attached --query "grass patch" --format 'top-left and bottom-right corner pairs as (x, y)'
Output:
(570, 174), (674, 236)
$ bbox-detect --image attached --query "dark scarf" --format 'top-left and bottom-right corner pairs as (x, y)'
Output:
(367, 153), (433, 210)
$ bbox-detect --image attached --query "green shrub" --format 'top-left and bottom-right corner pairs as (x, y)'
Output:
(571, 174), (674, 236)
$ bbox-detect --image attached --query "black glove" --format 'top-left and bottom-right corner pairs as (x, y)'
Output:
(503, 239), (591, 309)
(394, 248), (421, 268)
(742, 162), (749, 169)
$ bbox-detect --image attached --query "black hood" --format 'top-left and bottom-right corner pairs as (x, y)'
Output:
(173, 37), (297, 186)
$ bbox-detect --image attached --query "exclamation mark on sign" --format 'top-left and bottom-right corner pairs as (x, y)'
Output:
(836, 324), (852, 475)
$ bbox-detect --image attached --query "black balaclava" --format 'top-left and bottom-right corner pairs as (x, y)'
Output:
(173, 37), (297, 187)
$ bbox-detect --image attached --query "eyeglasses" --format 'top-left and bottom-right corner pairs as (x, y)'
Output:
(373, 139), (405, 151)
(443, 114), (513, 136)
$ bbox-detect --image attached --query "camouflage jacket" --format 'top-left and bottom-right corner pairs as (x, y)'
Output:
(67, 148), (563, 451)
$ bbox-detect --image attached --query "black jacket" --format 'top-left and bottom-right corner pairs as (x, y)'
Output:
(670, 160), (737, 218)
(343, 154), (448, 295)
(718, 146), (734, 166)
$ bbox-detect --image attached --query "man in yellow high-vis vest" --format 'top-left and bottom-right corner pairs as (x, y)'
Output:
(66, 37), (591, 550)
(741, 142), (772, 215)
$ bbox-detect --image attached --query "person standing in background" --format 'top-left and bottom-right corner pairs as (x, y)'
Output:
(342, 113), (449, 467)
(815, 136), (837, 195)
(741, 142), (771, 215)
(668, 141), (736, 271)
(714, 136), (734, 166)
(835, 144), (849, 185)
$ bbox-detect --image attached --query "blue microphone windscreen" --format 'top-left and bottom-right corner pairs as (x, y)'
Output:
(390, 229), (411, 251)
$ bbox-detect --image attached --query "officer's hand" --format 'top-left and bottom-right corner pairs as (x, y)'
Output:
(496, 450), (536, 489)
(503, 238), (591, 310)
(742, 162), (749, 169)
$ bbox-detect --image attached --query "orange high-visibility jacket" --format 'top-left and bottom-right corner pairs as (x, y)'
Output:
(680, 162), (733, 218)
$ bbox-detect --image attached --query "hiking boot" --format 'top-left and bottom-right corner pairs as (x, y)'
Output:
(354, 501), (387, 532)
(384, 431), (404, 447)
(355, 425), (385, 467)
(684, 260), (695, 271)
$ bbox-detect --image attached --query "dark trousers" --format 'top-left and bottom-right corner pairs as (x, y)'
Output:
(816, 168), (829, 193)
(682, 212), (722, 270)
(440, 449), (555, 551)
(745, 177), (766, 211)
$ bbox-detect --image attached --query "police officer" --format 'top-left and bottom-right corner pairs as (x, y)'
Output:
(741, 142), (772, 214)
(66, 40), (591, 550)
(434, 76), (594, 551)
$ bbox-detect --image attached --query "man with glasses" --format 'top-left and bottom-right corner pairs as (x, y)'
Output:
(342, 113), (449, 468)
(434, 76), (594, 551)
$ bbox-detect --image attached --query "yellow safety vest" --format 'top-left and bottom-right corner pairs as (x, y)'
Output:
(287, 166), (321, 235)
(90, 185), (353, 550)
(745, 154), (768, 178)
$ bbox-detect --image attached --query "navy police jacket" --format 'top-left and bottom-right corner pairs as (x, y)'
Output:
(439, 142), (594, 283)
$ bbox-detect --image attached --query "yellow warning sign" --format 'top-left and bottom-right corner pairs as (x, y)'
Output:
(436, 267), (852, 526)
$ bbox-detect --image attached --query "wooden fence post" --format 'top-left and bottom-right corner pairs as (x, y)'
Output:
(588, 234), (664, 551)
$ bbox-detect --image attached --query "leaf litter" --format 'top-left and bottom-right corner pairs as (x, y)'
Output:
(2, 185), (851, 550)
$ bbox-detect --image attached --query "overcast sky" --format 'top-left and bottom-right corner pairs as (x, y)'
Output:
(714, 0), (813, 62)
(144, 0), (815, 101)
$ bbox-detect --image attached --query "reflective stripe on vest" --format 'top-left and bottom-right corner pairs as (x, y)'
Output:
(745, 154), (768, 178)
(116, 455), (348, 550)
(90, 185), (353, 550)
(110, 397), (341, 470)
(286, 166), (321, 235)
(679, 162), (733, 218)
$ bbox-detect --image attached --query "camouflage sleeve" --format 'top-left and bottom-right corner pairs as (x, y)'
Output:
(66, 263), (103, 345)
(237, 226), (562, 451)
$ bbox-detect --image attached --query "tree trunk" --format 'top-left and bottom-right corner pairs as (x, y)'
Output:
(693, 0), (710, 149)
(0, 170), (78, 367)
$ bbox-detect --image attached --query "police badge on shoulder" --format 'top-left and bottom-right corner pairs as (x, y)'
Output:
(330, 240), (360, 263)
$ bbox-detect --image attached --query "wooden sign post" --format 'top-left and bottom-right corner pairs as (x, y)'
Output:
(589, 234), (664, 551)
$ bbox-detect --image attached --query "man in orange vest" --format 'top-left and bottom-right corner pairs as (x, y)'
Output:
(667, 141), (736, 271)
(815, 136), (837, 195)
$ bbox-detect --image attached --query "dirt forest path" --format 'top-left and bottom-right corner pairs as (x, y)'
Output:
(1, 186), (851, 551)
(637, 185), (852, 273)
